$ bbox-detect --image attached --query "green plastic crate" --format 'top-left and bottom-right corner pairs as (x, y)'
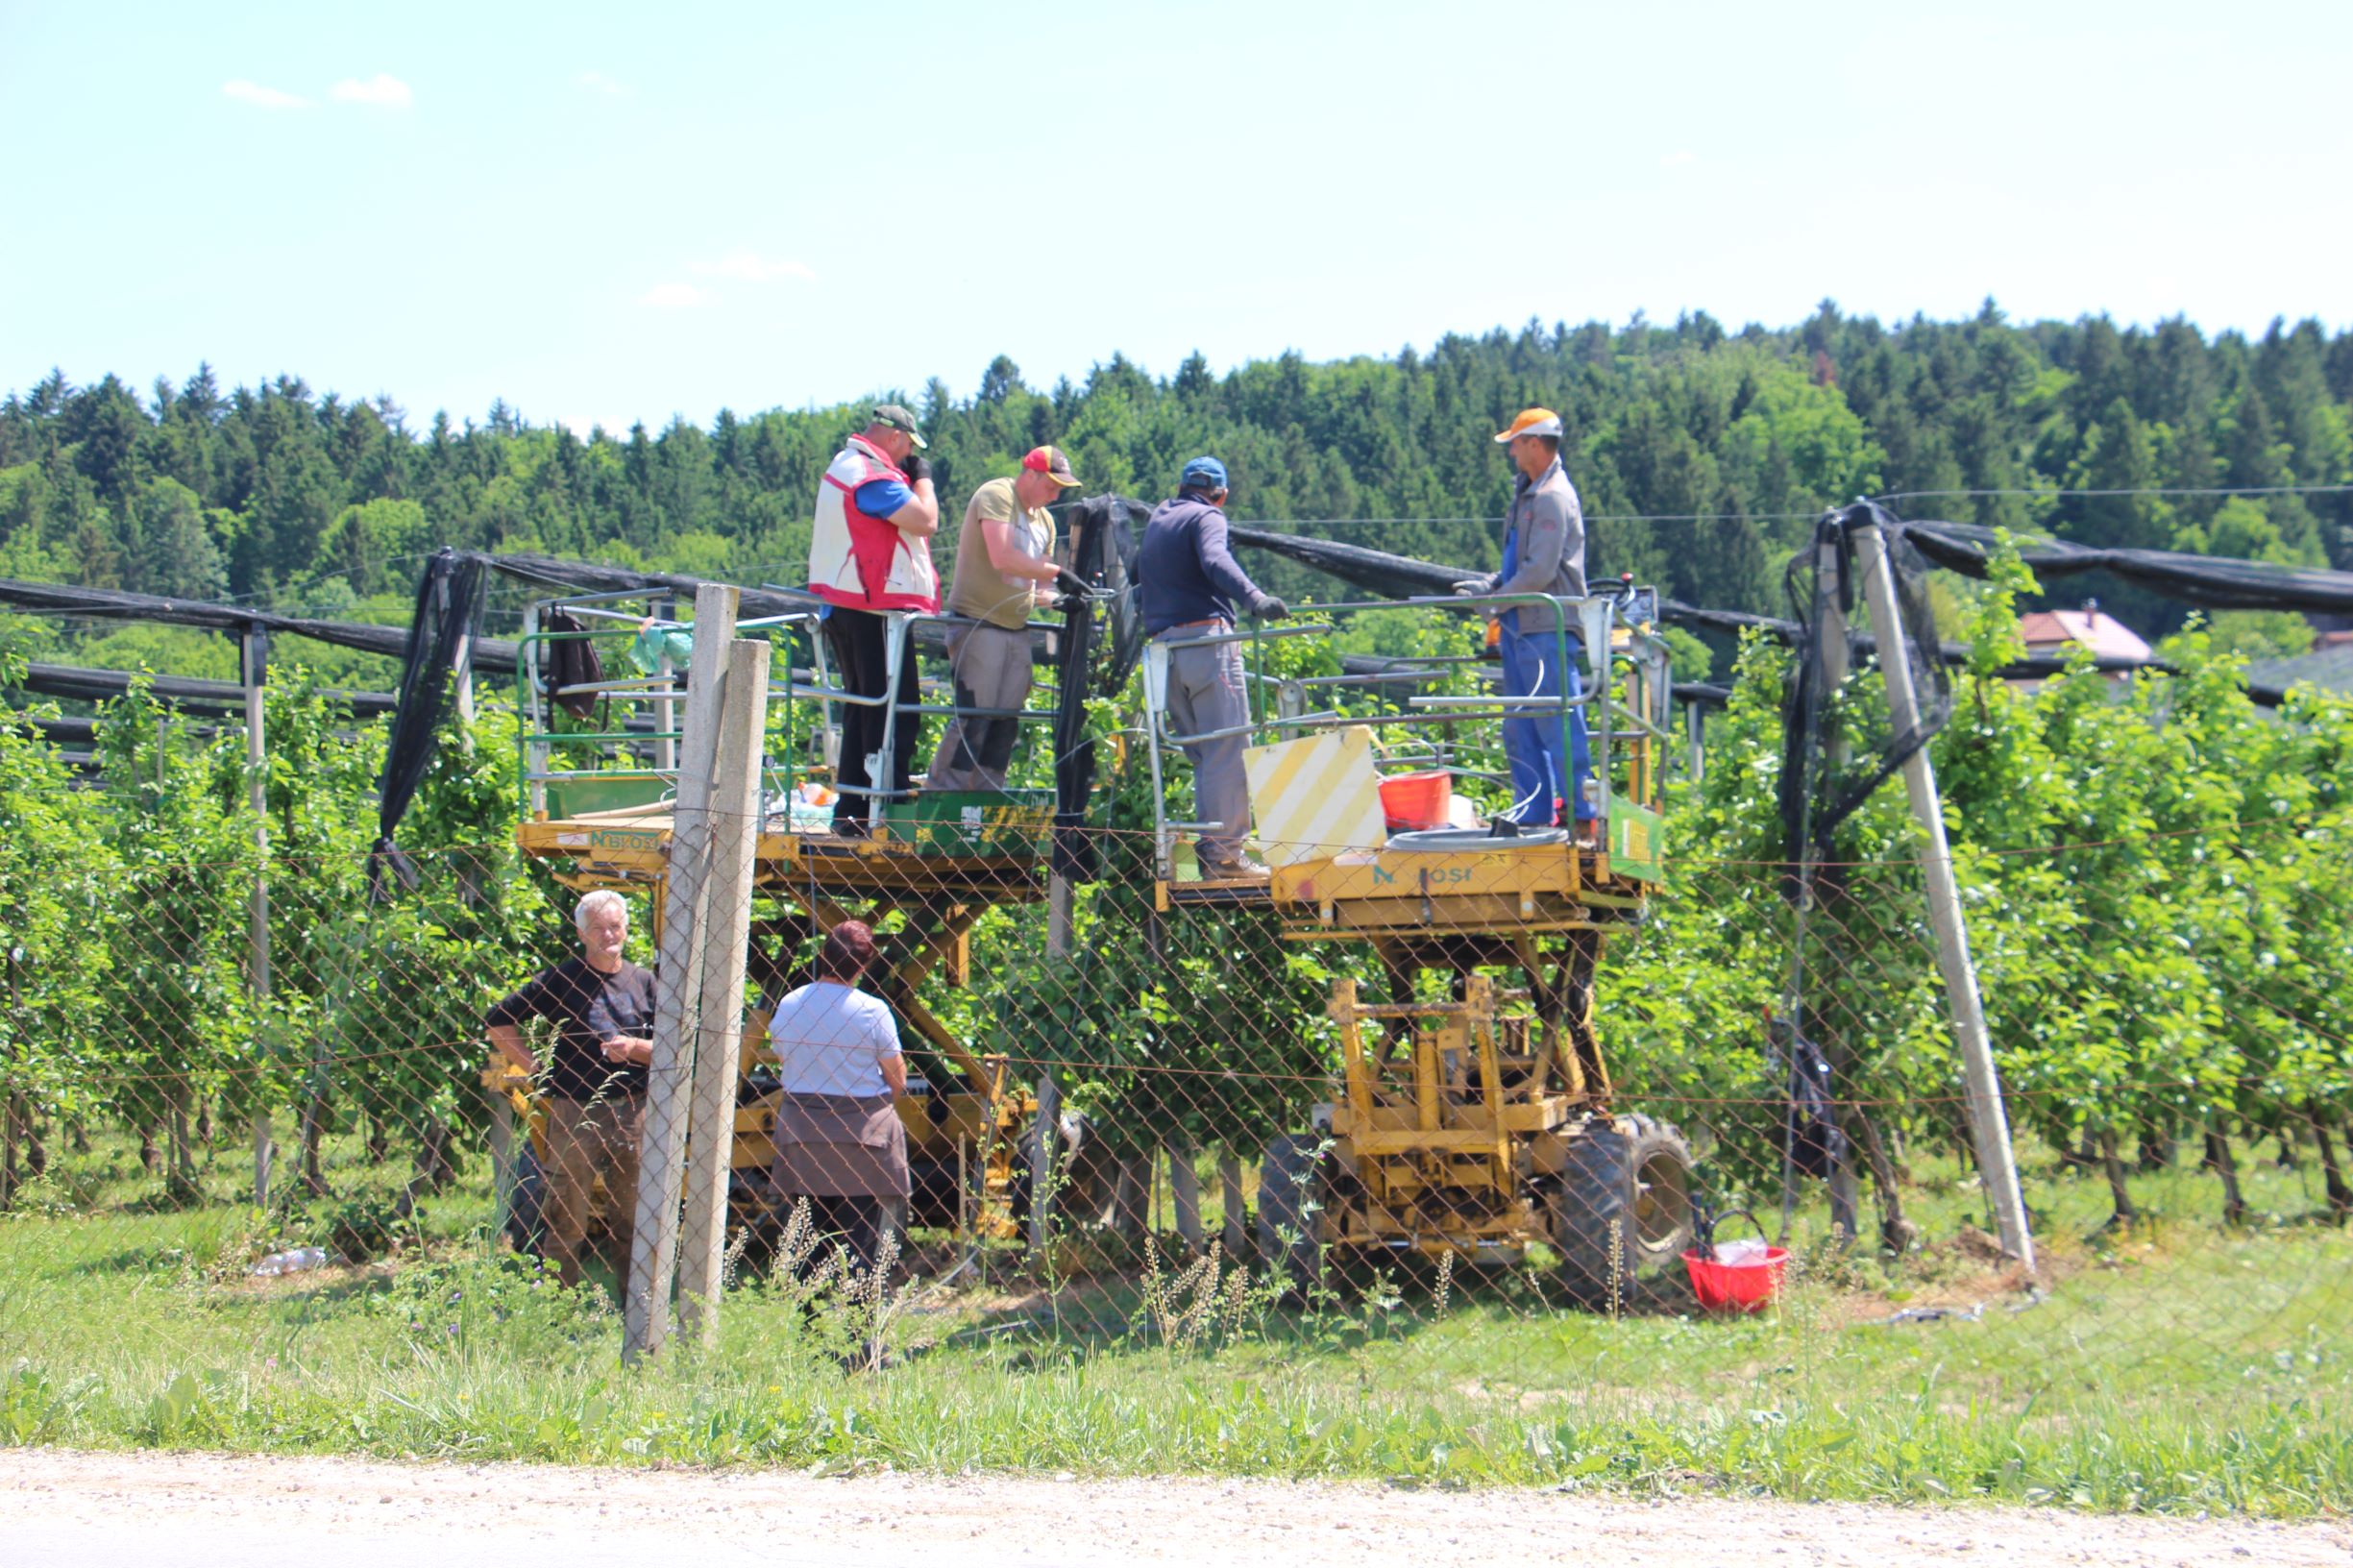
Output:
(877, 789), (1054, 857)
(546, 774), (672, 821)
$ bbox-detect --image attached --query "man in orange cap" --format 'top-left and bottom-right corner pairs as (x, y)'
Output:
(927, 445), (1090, 792)
(1457, 407), (1595, 842)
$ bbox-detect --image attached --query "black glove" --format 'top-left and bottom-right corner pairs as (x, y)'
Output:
(1250, 595), (1289, 621)
(904, 453), (933, 484)
(1054, 568), (1091, 600)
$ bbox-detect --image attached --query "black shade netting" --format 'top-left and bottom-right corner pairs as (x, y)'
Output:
(1777, 502), (1953, 880)
(1050, 495), (1145, 880)
(370, 549), (484, 900)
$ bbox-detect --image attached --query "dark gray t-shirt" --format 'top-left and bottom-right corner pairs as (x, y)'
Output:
(485, 957), (657, 1101)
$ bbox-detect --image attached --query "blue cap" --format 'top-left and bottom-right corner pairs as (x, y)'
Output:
(1180, 455), (1228, 491)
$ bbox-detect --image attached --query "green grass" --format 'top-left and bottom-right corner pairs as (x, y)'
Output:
(1, 1131), (2346, 1516)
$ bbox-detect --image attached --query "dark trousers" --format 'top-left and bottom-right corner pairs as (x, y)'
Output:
(823, 608), (920, 830)
(800, 1193), (890, 1276)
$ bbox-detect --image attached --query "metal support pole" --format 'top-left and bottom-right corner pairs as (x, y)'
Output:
(242, 626), (273, 1210)
(1028, 1072), (1061, 1255)
(625, 585), (739, 1361)
(651, 594), (677, 777)
(1046, 875), (1074, 957)
(1852, 521), (2037, 1273)
(677, 636), (773, 1346)
(1169, 1140), (1203, 1251)
(1684, 699), (1704, 782)
(1219, 1149), (1246, 1258)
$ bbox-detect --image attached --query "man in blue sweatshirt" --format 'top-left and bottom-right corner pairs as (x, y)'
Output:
(1137, 456), (1288, 878)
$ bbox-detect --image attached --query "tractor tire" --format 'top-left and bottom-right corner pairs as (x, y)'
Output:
(1551, 1115), (1696, 1307)
(1256, 1133), (1329, 1299)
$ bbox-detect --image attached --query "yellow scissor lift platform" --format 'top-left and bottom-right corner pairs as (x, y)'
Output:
(497, 589), (1064, 1251)
(1140, 589), (1695, 1299)
(509, 802), (1050, 1243)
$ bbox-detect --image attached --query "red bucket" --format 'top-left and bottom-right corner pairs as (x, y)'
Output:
(1682, 1245), (1790, 1312)
(1379, 771), (1453, 831)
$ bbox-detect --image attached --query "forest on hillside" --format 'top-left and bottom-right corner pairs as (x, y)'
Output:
(4, 302), (2349, 683)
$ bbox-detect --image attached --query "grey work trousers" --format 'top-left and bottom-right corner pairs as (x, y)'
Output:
(1158, 626), (1252, 867)
(926, 623), (1033, 792)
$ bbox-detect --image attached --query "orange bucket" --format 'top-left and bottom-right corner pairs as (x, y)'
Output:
(1378, 771), (1453, 831)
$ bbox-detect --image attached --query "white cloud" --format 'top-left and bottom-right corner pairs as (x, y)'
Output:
(222, 80), (315, 110)
(689, 248), (817, 282)
(1660, 150), (1698, 167)
(331, 73), (413, 109)
(638, 282), (710, 309)
(576, 70), (632, 98)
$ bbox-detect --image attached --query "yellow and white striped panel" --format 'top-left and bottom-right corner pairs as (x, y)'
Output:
(1243, 725), (1388, 868)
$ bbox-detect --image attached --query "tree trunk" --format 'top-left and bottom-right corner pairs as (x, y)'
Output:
(2309, 1106), (2351, 1220)
(1852, 1105), (1917, 1253)
(167, 1090), (200, 1202)
(299, 1091), (330, 1198)
(1, 1093), (17, 1211)
(1107, 1155), (1147, 1240)
(2204, 1123), (2248, 1226)
(196, 1097), (213, 1150)
(2097, 1128), (2138, 1229)
(139, 1124), (160, 1175)
(410, 1116), (460, 1195)
(2136, 1121), (2175, 1174)
(70, 1121), (88, 1157)
(366, 1115), (390, 1167)
(24, 1113), (46, 1179)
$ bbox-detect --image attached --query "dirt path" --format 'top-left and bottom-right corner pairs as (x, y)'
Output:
(0, 1449), (2342, 1567)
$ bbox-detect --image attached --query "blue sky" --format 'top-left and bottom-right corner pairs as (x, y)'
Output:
(4, 0), (2346, 434)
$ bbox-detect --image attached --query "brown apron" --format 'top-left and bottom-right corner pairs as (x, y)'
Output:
(770, 1091), (910, 1199)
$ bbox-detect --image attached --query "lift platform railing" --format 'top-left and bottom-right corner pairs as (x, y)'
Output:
(1137, 588), (1674, 881)
(520, 585), (1075, 842)
(765, 605), (1068, 818)
(515, 588), (826, 821)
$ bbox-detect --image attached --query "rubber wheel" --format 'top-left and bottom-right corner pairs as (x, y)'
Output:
(1551, 1115), (1695, 1306)
(1256, 1133), (1329, 1298)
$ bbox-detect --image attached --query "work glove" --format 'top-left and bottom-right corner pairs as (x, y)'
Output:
(1054, 568), (1091, 600)
(1453, 578), (1488, 597)
(1249, 595), (1290, 622)
(904, 453), (933, 484)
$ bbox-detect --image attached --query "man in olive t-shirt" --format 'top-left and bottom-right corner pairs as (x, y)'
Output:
(928, 446), (1086, 792)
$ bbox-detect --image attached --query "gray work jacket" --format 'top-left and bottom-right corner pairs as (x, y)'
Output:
(1483, 456), (1586, 631)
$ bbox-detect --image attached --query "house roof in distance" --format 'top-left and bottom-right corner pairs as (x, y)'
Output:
(2018, 606), (2153, 664)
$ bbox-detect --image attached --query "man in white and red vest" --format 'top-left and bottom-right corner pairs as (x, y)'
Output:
(808, 403), (941, 835)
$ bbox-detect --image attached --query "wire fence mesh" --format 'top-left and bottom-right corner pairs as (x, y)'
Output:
(4, 817), (2346, 1374)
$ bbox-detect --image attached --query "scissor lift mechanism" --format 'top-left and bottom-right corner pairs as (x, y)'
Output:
(1140, 588), (1695, 1291)
(502, 591), (1066, 1243)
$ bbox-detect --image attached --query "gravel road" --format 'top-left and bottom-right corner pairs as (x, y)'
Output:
(1, 1449), (2343, 1567)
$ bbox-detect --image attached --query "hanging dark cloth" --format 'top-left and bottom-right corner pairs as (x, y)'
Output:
(1777, 1017), (1848, 1181)
(1048, 495), (1144, 882)
(369, 549), (483, 900)
(1777, 502), (1955, 874)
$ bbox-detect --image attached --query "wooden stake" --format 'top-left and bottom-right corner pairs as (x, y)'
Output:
(624, 585), (738, 1362)
(677, 636), (772, 1345)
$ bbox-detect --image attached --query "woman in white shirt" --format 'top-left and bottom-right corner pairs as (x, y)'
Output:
(767, 919), (909, 1275)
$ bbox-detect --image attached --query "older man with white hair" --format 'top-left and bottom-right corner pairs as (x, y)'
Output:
(485, 890), (658, 1287)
